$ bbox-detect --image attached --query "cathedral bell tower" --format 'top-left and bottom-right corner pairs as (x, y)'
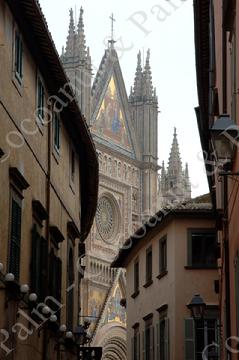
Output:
(61, 8), (92, 122)
(129, 50), (159, 219)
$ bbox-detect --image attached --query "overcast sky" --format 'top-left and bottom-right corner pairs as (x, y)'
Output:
(39, 0), (209, 197)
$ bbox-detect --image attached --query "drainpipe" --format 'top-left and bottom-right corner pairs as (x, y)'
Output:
(42, 105), (52, 360)
(223, 174), (231, 359)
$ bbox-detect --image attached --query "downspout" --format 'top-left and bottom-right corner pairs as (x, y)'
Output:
(42, 105), (52, 360)
(222, 2), (231, 356)
(224, 175), (231, 358)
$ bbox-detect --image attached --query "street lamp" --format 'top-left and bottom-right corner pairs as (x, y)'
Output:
(210, 114), (238, 167)
(187, 294), (206, 320)
(74, 325), (87, 346)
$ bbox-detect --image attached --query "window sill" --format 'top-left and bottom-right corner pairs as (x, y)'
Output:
(157, 270), (168, 280)
(12, 73), (23, 96)
(52, 147), (60, 164)
(69, 180), (75, 195)
(143, 280), (153, 288)
(131, 290), (140, 299)
(184, 265), (217, 270)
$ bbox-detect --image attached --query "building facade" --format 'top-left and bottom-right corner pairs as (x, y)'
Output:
(0, 0), (98, 359)
(61, 9), (159, 358)
(194, 0), (239, 358)
(112, 196), (219, 360)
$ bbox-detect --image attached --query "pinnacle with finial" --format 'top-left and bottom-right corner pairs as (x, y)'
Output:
(65, 8), (76, 57)
(77, 6), (87, 61)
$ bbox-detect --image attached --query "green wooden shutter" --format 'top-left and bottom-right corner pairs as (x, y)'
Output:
(184, 318), (195, 360)
(142, 331), (145, 360)
(137, 333), (140, 360)
(30, 224), (41, 295)
(165, 318), (169, 360)
(49, 249), (55, 297)
(150, 326), (154, 360)
(19, 38), (23, 78)
(131, 337), (134, 360)
(156, 323), (160, 360)
(40, 236), (48, 301)
(9, 199), (22, 281)
(216, 319), (220, 356)
(56, 256), (62, 302)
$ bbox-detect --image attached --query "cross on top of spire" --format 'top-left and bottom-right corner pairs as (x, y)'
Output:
(109, 13), (116, 47)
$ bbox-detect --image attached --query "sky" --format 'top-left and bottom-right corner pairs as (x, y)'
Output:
(39, 0), (209, 197)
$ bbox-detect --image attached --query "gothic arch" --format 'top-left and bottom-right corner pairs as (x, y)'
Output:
(92, 322), (127, 360)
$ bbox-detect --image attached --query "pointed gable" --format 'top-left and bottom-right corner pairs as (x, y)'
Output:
(92, 75), (132, 151)
(91, 47), (139, 159)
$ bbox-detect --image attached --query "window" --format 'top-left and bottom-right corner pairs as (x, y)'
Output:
(53, 113), (60, 151)
(145, 246), (152, 285)
(8, 194), (22, 281)
(49, 248), (62, 317)
(143, 316), (154, 360)
(30, 224), (48, 301)
(37, 76), (45, 122)
(71, 149), (75, 183)
(8, 168), (29, 281)
(159, 236), (167, 274)
(188, 229), (217, 268)
(67, 245), (74, 330)
(132, 324), (140, 360)
(134, 259), (139, 295)
(14, 31), (23, 83)
(185, 317), (219, 360)
(158, 318), (169, 360)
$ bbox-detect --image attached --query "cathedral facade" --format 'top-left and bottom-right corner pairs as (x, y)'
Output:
(61, 8), (159, 358)
(61, 8), (189, 359)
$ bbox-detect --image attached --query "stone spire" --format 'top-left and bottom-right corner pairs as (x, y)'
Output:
(143, 49), (154, 100)
(130, 51), (143, 101)
(77, 7), (87, 61)
(65, 8), (76, 57)
(159, 128), (191, 207)
(167, 127), (183, 176)
(62, 7), (92, 122)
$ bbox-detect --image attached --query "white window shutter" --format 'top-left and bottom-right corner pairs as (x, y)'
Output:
(184, 318), (195, 360)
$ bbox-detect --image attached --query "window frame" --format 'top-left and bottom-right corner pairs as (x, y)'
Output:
(53, 112), (61, 154)
(187, 228), (217, 269)
(159, 235), (167, 275)
(14, 30), (23, 84)
(8, 190), (22, 281)
(144, 246), (153, 287)
(132, 258), (140, 298)
(36, 74), (45, 124)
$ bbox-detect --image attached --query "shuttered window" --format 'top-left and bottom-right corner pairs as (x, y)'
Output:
(67, 247), (74, 330)
(146, 246), (152, 283)
(37, 76), (45, 121)
(143, 316), (154, 360)
(53, 113), (60, 151)
(30, 224), (48, 301)
(49, 249), (62, 316)
(14, 31), (23, 82)
(8, 197), (22, 281)
(156, 317), (169, 360)
(185, 318), (195, 360)
(132, 326), (140, 360)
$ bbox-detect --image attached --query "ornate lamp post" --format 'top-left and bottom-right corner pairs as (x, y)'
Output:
(187, 294), (206, 320)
